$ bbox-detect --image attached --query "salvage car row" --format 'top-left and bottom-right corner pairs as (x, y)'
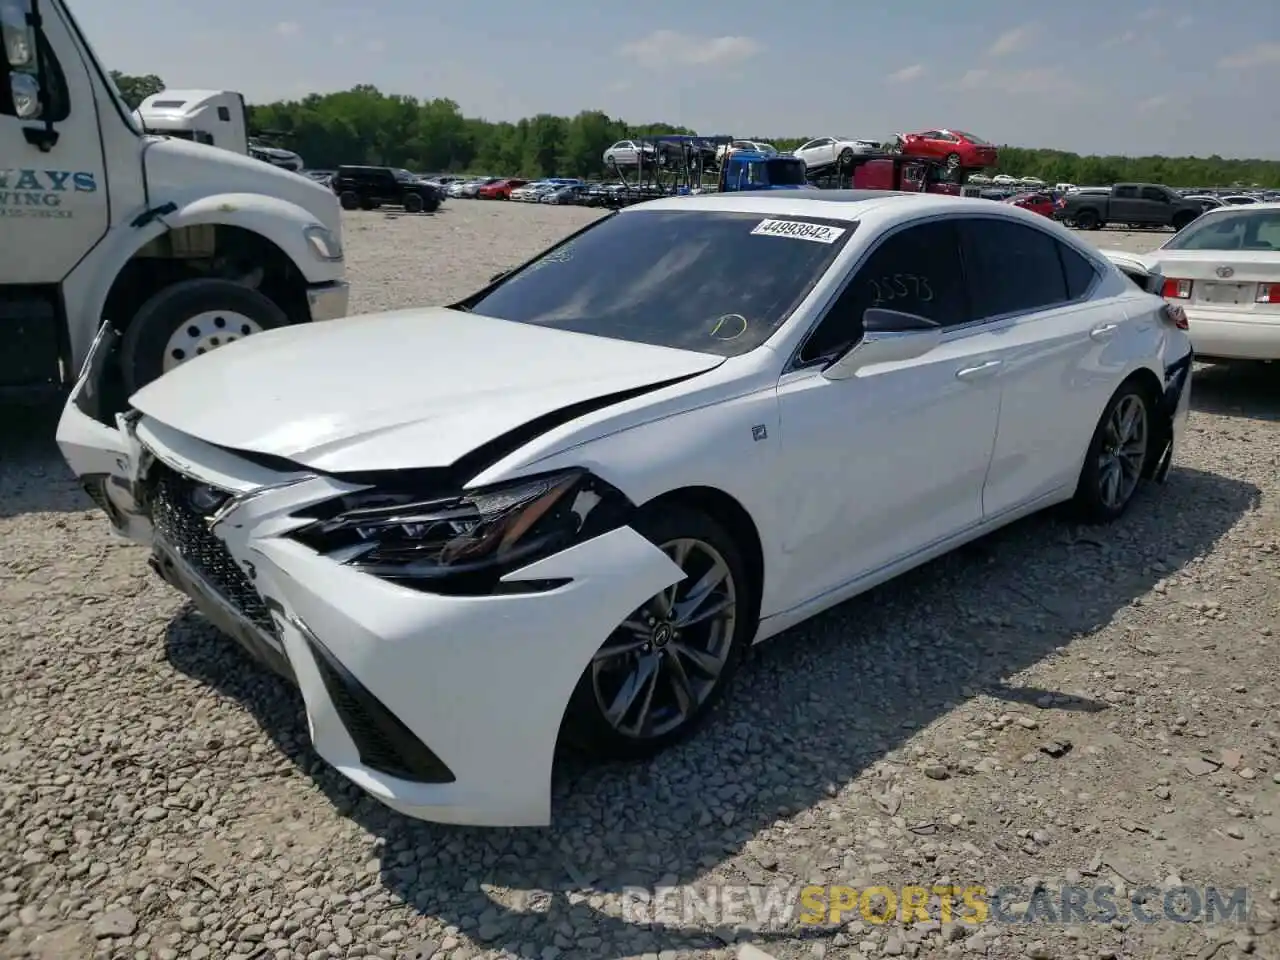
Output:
(57, 190), (1198, 827)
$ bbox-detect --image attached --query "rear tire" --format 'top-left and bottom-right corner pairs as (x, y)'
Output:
(118, 279), (289, 394)
(1072, 380), (1155, 524)
(560, 503), (755, 761)
(838, 148), (854, 164)
(1075, 209), (1100, 230)
(945, 152), (961, 170)
(403, 193), (424, 213)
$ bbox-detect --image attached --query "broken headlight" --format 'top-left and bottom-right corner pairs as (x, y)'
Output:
(288, 469), (632, 595)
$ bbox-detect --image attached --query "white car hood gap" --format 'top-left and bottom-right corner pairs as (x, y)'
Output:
(128, 308), (725, 475)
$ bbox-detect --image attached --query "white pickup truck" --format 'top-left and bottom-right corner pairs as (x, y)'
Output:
(1, 0), (348, 399)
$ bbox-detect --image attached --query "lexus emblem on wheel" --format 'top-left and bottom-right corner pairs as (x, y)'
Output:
(1216, 266), (1234, 278)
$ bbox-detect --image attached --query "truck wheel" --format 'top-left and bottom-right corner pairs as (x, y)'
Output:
(423, 196), (440, 213)
(403, 193), (424, 213)
(339, 191), (360, 210)
(1172, 211), (1196, 231)
(359, 198), (376, 211)
(119, 279), (289, 394)
(1076, 210), (1100, 230)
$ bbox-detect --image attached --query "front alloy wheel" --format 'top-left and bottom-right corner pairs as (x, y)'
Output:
(591, 537), (737, 739)
(562, 505), (752, 760)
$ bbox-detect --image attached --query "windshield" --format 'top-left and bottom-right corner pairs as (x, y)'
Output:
(1161, 210), (1280, 251)
(953, 131), (989, 145)
(462, 210), (855, 357)
(393, 169), (418, 181)
(766, 159), (808, 186)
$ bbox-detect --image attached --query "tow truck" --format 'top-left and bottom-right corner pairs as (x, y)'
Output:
(718, 150), (967, 195)
(1, 0), (346, 399)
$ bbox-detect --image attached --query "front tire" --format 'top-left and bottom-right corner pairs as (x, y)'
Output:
(118, 279), (289, 394)
(339, 191), (360, 210)
(561, 504), (755, 761)
(403, 193), (424, 213)
(1072, 381), (1154, 524)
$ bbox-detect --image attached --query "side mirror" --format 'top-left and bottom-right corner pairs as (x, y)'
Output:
(1, 1), (34, 68)
(822, 309), (942, 380)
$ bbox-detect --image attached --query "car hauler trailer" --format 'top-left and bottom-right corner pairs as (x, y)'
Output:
(0, 0), (347, 397)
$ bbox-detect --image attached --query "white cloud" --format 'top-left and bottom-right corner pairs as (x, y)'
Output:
(618, 30), (763, 69)
(1136, 6), (1161, 20)
(273, 20), (299, 37)
(987, 24), (1038, 56)
(959, 66), (1083, 97)
(1103, 30), (1138, 48)
(887, 63), (925, 83)
(1175, 15), (1194, 27)
(1218, 41), (1280, 69)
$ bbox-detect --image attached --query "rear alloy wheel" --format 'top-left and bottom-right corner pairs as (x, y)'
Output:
(1073, 384), (1152, 523)
(562, 505), (752, 760)
(945, 152), (961, 170)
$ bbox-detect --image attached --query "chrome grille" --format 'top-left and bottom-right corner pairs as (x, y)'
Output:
(147, 464), (277, 636)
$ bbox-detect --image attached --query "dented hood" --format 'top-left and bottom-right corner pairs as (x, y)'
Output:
(129, 307), (724, 474)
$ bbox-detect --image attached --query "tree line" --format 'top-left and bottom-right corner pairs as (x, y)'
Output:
(109, 73), (1280, 188)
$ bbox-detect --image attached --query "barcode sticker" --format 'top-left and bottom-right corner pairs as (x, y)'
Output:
(750, 219), (846, 243)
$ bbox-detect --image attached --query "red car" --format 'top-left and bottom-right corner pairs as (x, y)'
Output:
(478, 178), (528, 199)
(1007, 192), (1055, 218)
(896, 129), (998, 170)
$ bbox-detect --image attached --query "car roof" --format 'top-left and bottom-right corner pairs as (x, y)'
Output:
(625, 191), (1006, 222)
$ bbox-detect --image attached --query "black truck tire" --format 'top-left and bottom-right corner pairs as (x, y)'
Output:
(339, 191), (360, 210)
(1172, 211), (1197, 231)
(423, 195), (440, 213)
(119, 279), (290, 394)
(403, 193), (424, 213)
(1076, 209), (1101, 230)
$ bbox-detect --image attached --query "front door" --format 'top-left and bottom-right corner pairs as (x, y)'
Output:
(773, 219), (1002, 607)
(0, 0), (109, 283)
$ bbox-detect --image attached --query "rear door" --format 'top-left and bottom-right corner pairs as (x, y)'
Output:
(1110, 185), (1140, 222)
(957, 217), (1128, 515)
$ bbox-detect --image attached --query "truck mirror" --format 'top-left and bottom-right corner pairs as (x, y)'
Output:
(1, 1), (34, 67)
(10, 70), (39, 117)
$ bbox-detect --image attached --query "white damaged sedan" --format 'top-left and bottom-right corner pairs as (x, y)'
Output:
(57, 192), (1193, 827)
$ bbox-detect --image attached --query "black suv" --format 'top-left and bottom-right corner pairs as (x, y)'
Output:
(332, 166), (442, 213)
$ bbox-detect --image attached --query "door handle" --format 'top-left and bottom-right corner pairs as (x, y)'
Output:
(1090, 322), (1119, 341)
(955, 359), (1002, 380)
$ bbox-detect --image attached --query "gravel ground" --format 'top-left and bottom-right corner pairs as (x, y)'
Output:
(2, 203), (1278, 960)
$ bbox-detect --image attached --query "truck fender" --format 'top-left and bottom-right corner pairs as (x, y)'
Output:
(154, 192), (336, 285)
(69, 193), (337, 374)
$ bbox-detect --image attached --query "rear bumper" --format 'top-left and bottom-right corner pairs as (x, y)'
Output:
(1183, 306), (1280, 361)
(306, 280), (350, 323)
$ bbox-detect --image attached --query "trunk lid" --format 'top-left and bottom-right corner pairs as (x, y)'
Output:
(1142, 250), (1280, 314)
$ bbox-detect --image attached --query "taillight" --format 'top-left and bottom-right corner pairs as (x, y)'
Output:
(1162, 278), (1192, 299)
(1161, 303), (1189, 330)
(1256, 283), (1280, 303)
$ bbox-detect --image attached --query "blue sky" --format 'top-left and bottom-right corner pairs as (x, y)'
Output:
(78, 0), (1280, 160)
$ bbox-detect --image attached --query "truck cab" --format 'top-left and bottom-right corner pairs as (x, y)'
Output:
(135, 90), (249, 152)
(1, 0), (347, 400)
(718, 152), (814, 192)
(851, 156), (960, 195)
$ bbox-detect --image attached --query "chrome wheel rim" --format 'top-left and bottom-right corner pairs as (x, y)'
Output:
(162, 310), (260, 372)
(1098, 394), (1148, 509)
(590, 537), (738, 740)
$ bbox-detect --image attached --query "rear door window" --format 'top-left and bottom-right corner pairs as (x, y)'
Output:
(959, 219), (1071, 319)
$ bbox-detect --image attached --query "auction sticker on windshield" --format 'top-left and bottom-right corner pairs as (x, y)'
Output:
(751, 219), (846, 243)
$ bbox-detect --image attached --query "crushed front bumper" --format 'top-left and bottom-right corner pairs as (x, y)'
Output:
(55, 331), (683, 827)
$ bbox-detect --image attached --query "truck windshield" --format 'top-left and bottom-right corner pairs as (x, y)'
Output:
(766, 160), (807, 186)
(461, 209), (856, 357)
(1161, 210), (1280, 251)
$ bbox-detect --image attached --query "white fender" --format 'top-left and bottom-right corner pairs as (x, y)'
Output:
(63, 193), (341, 374)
